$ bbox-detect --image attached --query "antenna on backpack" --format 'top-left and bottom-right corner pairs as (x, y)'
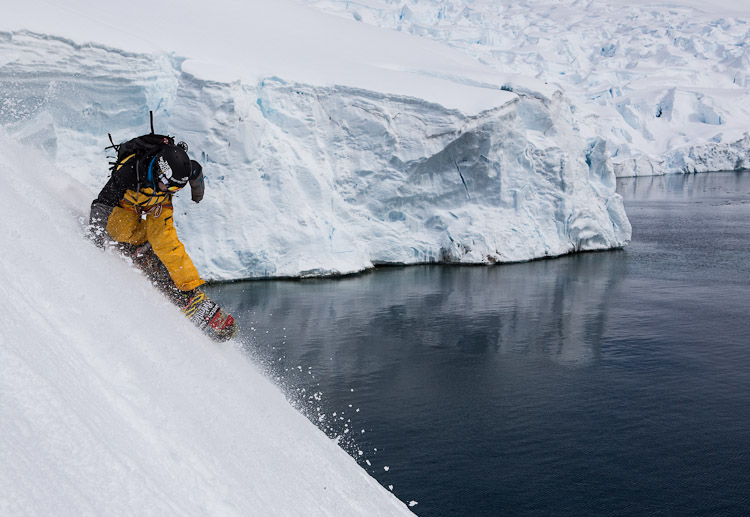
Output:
(149, 111), (155, 134)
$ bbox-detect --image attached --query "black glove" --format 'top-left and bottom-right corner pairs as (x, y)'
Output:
(189, 160), (204, 203)
(88, 201), (114, 248)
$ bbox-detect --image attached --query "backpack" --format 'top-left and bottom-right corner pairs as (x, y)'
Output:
(106, 111), (187, 183)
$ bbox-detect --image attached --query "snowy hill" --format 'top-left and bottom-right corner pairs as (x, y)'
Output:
(0, 129), (413, 515)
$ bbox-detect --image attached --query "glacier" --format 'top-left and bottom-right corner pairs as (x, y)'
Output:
(2, 1), (749, 280)
(302, 0), (750, 177)
(0, 24), (629, 280)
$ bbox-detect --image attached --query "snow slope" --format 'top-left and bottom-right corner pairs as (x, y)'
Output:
(301, 0), (750, 176)
(0, 128), (413, 515)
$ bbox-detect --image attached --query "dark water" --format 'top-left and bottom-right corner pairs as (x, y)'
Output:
(208, 172), (750, 516)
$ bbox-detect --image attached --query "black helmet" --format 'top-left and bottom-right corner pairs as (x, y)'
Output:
(154, 146), (191, 191)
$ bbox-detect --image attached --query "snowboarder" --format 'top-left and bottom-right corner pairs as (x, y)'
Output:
(89, 135), (205, 303)
(88, 121), (237, 342)
(88, 131), (237, 341)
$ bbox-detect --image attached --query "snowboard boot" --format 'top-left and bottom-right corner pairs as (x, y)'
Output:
(181, 288), (239, 342)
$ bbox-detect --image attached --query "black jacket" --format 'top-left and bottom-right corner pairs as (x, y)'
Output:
(93, 153), (204, 208)
(93, 157), (145, 208)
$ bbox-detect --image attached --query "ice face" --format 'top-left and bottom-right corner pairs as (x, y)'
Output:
(0, 30), (630, 280)
(181, 80), (630, 279)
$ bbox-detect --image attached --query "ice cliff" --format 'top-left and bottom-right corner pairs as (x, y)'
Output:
(0, 28), (629, 280)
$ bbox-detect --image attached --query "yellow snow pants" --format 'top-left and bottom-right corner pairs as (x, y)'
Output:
(106, 203), (204, 292)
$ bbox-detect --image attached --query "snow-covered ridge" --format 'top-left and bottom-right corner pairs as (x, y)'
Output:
(302, 0), (750, 176)
(0, 30), (629, 280)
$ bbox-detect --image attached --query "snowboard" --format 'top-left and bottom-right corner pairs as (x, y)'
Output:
(127, 242), (239, 342)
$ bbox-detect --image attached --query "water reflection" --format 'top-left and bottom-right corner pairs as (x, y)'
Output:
(618, 170), (750, 202)
(215, 251), (629, 371)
